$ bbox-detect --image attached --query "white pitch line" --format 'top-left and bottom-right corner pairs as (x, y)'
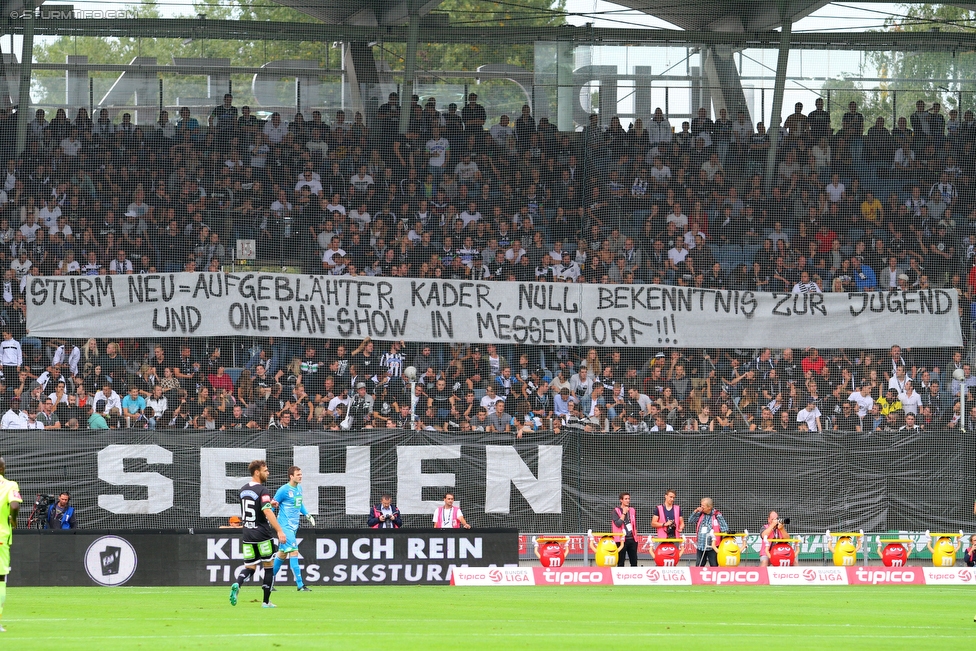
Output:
(5, 632), (973, 641)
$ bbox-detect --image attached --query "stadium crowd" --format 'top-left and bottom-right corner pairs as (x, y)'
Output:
(0, 93), (971, 431)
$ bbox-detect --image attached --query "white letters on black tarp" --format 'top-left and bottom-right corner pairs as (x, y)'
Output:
(27, 272), (961, 348)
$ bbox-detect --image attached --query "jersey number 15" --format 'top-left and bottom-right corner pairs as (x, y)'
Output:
(241, 498), (257, 522)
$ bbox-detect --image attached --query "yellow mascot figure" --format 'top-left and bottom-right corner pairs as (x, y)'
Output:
(927, 530), (963, 567)
(589, 531), (622, 567)
(825, 530), (863, 567)
(715, 532), (745, 567)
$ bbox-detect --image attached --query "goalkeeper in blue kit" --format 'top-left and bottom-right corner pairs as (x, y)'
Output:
(272, 466), (315, 591)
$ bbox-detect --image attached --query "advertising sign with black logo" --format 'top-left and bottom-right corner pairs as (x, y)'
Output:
(10, 529), (519, 586)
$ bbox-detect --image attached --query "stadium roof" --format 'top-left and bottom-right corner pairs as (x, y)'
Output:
(270, 0), (444, 26)
(261, 0), (976, 32)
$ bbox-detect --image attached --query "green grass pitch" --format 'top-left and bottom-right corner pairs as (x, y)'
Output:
(0, 585), (973, 649)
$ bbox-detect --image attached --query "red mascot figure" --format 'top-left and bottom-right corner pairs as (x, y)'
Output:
(534, 536), (569, 568)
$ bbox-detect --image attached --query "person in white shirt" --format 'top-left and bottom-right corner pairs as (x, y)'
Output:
(666, 203), (688, 229)
(306, 128), (329, 158)
(847, 383), (874, 418)
(893, 146), (917, 175)
(3, 160), (17, 192)
(248, 134), (270, 168)
(1, 330), (22, 374)
(796, 398), (822, 432)
(552, 252), (581, 282)
(109, 250), (134, 275)
(480, 385), (505, 410)
(325, 195), (346, 221)
(97, 385), (122, 414)
(701, 153), (723, 181)
(349, 165), (374, 193)
(154, 110), (176, 141)
(460, 202), (482, 227)
(667, 239), (689, 269)
(489, 115), (515, 147)
(433, 492), (469, 529)
(505, 241), (526, 265)
(349, 204), (371, 229)
(38, 198), (62, 230)
(270, 190), (293, 220)
(888, 364), (911, 393)
(732, 111), (754, 144)
(322, 236), (347, 273)
(50, 216), (74, 242)
(58, 250), (80, 275)
(825, 174), (846, 203)
(262, 112), (288, 144)
(425, 127), (450, 177)
(898, 380), (922, 415)
(646, 108), (672, 158)
(49, 384), (70, 405)
(10, 252), (32, 279)
(792, 271), (822, 293)
(453, 154), (480, 184)
(146, 385), (168, 420)
(19, 215), (40, 243)
(649, 157), (672, 189)
(295, 170), (323, 197)
(328, 388), (352, 417)
(60, 129), (83, 157)
(650, 414), (674, 431)
(1, 397), (29, 429)
(569, 368), (594, 399)
(899, 412), (922, 431)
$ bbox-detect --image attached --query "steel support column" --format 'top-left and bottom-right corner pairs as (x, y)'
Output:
(15, 0), (35, 156)
(398, 0), (420, 135)
(764, 5), (793, 191)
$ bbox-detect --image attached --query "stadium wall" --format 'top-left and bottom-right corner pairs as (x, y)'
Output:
(8, 528), (519, 586)
(3, 429), (973, 533)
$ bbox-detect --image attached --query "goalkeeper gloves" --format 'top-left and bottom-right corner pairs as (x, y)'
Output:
(306, 515), (315, 527)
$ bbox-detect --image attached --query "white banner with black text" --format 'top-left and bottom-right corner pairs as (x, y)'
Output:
(26, 272), (961, 347)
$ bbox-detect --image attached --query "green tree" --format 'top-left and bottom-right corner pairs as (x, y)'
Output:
(868, 3), (976, 114)
(32, 0), (565, 115)
(821, 78), (891, 129)
(379, 0), (566, 119)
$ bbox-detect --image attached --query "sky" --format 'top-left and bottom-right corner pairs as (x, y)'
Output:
(558, 2), (914, 123)
(561, 1), (908, 31)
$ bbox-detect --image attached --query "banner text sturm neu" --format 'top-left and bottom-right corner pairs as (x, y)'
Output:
(27, 272), (961, 347)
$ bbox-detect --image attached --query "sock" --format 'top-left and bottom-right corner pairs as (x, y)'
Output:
(0, 577), (6, 618)
(261, 565), (275, 603)
(235, 566), (255, 585)
(272, 556), (284, 580)
(289, 557), (303, 588)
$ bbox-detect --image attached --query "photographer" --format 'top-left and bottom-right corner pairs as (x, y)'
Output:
(651, 489), (684, 539)
(368, 493), (402, 529)
(45, 492), (75, 529)
(688, 497), (728, 566)
(964, 534), (976, 567)
(759, 510), (789, 567)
